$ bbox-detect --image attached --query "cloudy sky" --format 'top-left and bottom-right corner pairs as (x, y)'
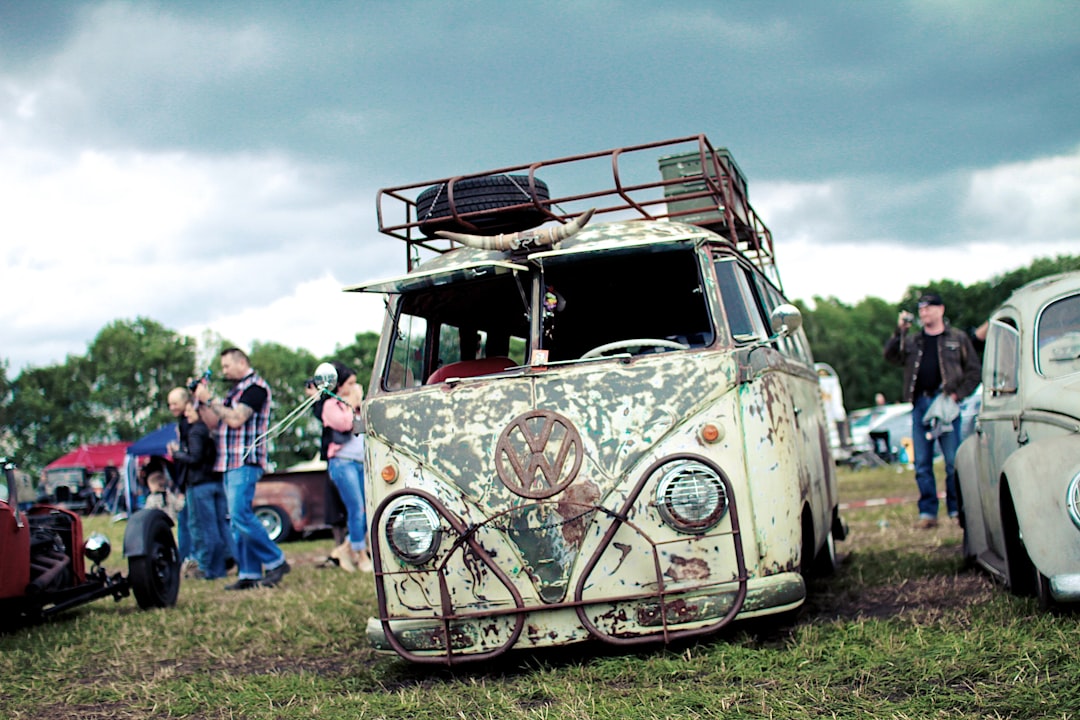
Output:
(3, 1), (1078, 375)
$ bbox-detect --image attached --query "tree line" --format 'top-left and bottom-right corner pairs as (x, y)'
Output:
(797, 254), (1080, 412)
(2, 253), (1077, 477)
(0, 320), (379, 476)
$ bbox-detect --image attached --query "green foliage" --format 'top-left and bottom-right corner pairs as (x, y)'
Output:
(0, 360), (12, 457)
(2, 255), (1076, 474)
(805, 254), (1080, 410)
(901, 254), (1080, 333)
(329, 332), (380, 394)
(2, 318), (196, 471)
(800, 295), (903, 408)
(85, 318), (198, 440)
(5, 358), (99, 471)
(249, 341), (320, 469)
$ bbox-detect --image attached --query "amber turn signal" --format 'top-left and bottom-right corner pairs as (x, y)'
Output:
(381, 464), (399, 483)
(700, 423), (723, 443)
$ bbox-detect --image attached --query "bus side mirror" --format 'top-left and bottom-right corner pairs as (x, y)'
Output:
(769, 304), (803, 338)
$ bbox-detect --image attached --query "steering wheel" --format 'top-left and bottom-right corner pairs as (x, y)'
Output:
(580, 338), (690, 359)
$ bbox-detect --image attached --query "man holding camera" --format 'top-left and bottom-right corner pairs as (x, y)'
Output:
(884, 293), (981, 529)
(195, 348), (289, 590)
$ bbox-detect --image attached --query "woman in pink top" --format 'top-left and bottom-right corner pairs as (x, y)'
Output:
(322, 362), (371, 572)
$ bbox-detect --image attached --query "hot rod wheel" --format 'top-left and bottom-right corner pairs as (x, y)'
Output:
(124, 508), (181, 609)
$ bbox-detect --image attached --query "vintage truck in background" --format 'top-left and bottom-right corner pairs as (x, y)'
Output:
(349, 135), (846, 663)
(253, 464), (338, 542)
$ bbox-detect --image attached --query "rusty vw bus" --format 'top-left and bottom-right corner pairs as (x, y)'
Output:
(352, 135), (845, 663)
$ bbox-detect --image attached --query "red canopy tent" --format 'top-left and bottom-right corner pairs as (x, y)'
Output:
(43, 442), (133, 512)
(45, 442), (132, 472)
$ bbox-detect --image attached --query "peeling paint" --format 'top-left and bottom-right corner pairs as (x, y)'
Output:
(664, 555), (711, 581)
(361, 216), (841, 663)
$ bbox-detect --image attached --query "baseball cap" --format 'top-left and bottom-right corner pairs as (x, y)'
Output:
(918, 293), (944, 308)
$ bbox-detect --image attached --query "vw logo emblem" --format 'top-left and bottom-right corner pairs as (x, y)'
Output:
(495, 410), (583, 498)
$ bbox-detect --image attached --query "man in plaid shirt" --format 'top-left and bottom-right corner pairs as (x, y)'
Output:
(195, 348), (289, 590)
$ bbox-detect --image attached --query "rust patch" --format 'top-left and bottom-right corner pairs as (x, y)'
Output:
(668, 598), (698, 622)
(759, 374), (787, 445)
(664, 555), (711, 581)
(556, 480), (601, 545)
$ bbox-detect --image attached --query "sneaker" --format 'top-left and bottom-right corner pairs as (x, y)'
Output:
(356, 549), (373, 573)
(224, 578), (262, 591)
(261, 560), (291, 587)
(914, 517), (939, 530)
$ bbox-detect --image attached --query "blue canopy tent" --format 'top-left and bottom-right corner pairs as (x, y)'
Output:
(128, 423), (178, 457)
(121, 423), (178, 515)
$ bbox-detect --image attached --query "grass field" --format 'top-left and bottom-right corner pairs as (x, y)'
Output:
(2, 465), (1077, 719)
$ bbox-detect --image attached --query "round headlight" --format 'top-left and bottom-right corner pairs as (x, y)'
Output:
(1067, 472), (1080, 532)
(385, 497), (442, 564)
(83, 532), (112, 565)
(654, 460), (729, 533)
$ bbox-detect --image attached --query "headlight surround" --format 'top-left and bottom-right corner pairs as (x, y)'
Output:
(653, 459), (729, 534)
(385, 496), (443, 564)
(83, 532), (112, 565)
(1067, 471), (1080, 532)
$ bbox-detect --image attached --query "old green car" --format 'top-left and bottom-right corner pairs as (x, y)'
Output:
(956, 270), (1080, 609)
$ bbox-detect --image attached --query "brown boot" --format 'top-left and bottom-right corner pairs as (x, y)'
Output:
(330, 540), (356, 572)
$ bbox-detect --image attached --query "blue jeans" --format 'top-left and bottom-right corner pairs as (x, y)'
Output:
(177, 502), (191, 562)
(224, 465), (286, 580)
(328, 457), (368, 552)
(911, 394), (962, 519)
(187, 481), (231, 579)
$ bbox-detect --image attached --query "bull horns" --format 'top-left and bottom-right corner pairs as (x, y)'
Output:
(435, 208), (596, 251)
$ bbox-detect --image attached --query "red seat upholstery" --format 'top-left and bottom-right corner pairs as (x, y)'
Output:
(426, 356), (515, 384)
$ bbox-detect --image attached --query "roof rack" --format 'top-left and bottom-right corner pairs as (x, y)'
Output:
(376, 134), (775, 277)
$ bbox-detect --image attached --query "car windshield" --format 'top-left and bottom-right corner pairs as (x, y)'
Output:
(538, 244), (714, 361)
(381, 244), (717, 388)
(1037, 293), (1080, 378)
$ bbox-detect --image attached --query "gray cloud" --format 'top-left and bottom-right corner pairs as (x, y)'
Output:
(1, 0), (1078, 373)
(8, 2), (1077, 178)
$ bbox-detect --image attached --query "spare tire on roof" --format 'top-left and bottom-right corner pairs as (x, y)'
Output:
(415, 174), (551, 238)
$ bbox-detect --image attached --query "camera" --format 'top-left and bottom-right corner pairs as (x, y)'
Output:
(900, 311), (915, 324)
(187, 369), (212, 392)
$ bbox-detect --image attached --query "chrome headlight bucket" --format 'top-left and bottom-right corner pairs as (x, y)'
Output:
(653, 459), (729, 534)
(1067, 471), (1080, 532)
(385, 496), (443, 564)
(83, 532), (112, 566)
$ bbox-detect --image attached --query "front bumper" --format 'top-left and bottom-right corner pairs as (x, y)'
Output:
(365, 571), (806, 656)
(1050, 573), (1080, 602)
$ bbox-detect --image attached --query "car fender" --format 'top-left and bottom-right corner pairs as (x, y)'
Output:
(955, 435), (989, 559)
(1002, 433), (1080, 577)
(123, 508), (174, 558)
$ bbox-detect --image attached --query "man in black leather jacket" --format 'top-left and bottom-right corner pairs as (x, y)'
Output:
(884, 293), (982, 529)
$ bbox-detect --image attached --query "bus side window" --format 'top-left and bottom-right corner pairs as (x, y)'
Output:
(753, 276), (812, 364)
(714, 259), (766, 343)
(386, 313), (427, 390)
